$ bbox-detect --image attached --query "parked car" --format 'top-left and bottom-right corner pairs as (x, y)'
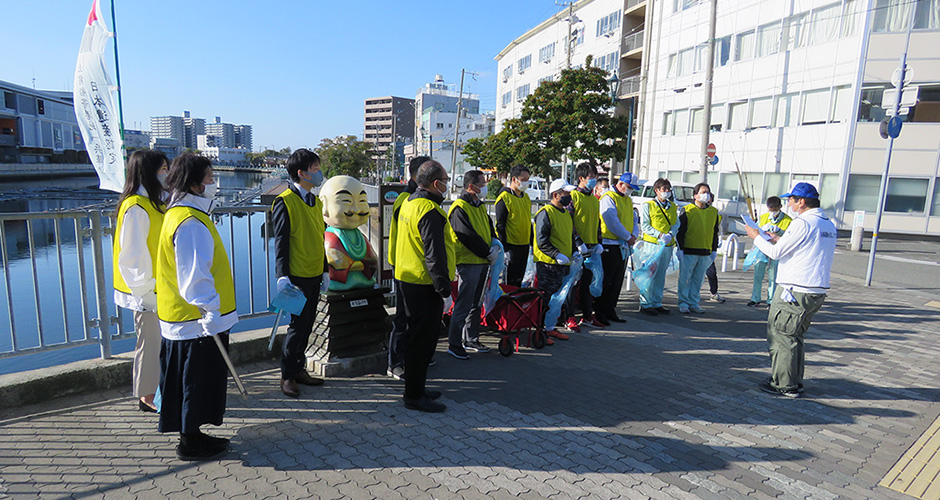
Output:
(526, 176), (548, 200)
(631, 179), (697, 208)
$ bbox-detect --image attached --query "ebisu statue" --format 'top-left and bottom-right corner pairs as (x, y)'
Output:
(319, 175), (378, 291)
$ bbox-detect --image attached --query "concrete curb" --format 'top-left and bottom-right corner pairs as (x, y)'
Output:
(0, 328), (281, 411)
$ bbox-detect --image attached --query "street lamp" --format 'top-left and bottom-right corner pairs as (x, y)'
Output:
(607, 72), (634, 183)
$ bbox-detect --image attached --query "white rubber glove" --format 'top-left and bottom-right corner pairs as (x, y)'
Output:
(555, 253), (570, 265)
(140, 290), (158, 312)
(577, 244), (590, 256)
(676, 249), (684, 260)
(197, 310), (222, 337)
(761, 223), (778, 233)
(710, 251), (717, 261)
(487, 245), (500, 264)
(320, 272), (330, 292)
(592, 244), (604, 256)
(276, 276), (291, 294)
(443, 296), (453, 312)
(660, 233), (674, 246)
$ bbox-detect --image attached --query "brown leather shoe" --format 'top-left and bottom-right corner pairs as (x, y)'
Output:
(293, 371), (325, 386)
(280, 378), (300, 398)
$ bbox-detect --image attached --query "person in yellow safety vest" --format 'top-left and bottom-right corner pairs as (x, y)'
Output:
(534, 178), (578, 343)
(676, 183), (722, 314)
(271, 149), (329, 398)
(446, 170), (500, 360)
(156, 153), (237, 461)
(749, 196), (793, 307)
(639, 178), (680, 315)
(395, 160), (455, 413)
(569, 162), (606, 332)
(495, 165), (532, 287)
(596, 172), (641, 324)
(113, 149), (169, 414)
(386, 155), (429, 382)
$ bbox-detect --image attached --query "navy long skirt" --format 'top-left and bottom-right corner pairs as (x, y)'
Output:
(157, 333), (229, 434)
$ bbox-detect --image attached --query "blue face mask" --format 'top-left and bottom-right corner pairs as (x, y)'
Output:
(307, 169), (324, 186)
(585, 178), (597, 190)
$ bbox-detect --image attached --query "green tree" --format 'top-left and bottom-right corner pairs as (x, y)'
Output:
(315, 135), (374, 179)
(485, 178), (503, 200)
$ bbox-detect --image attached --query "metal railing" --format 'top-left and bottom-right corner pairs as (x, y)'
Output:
(618, 75), (643, 97)
(622, 30), (645, 54)
(0, 205), (278, 361)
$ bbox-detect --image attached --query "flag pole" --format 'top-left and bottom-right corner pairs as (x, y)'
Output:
(109, 0), (126, 149)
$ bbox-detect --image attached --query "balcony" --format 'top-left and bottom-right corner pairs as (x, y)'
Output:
(622, 30), (644, 56)
(626, 0), (646, 11)
(617, 75), (642, 97)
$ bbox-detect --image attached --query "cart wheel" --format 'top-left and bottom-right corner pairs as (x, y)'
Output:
(498, 337), (513, 357)
(532, 330), (546, 349)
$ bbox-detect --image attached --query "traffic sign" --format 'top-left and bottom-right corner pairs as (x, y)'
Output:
(891, 65), (914, 88)
(887, 116), (903, 139)
(709, 155), (719, 166)
(706, 143), (717, 158)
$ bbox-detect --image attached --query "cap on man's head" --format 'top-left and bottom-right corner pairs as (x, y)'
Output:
(549, 178), (576, 194)
(781, 182), (819, 199)
(618, 172), (641, 190)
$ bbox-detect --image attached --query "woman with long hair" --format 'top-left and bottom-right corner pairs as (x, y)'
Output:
(113, 149), (168, 413)
(156, 153), (238, 461)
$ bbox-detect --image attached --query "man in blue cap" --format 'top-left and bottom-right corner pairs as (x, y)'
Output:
(744, 182), (836, 398)
(595, 172), (641, 323)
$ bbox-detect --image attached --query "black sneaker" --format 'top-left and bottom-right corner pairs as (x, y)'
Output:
(654, 306), (670, 315)
(759, 379), (800, 398)
(639, 307), (658, 316)
(425, 389), (442, 400)
(464, 340), (490, 353)
(387, 366), (405, 381)
(403, 395), (446, 413)
(447, 346), (469, 360)
(198, 431), (230, 448)
(177, 434), (228, 461)
(747, 301), (760, 307)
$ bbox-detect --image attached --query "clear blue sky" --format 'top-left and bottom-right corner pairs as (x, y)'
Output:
(3, 0), (561, 151)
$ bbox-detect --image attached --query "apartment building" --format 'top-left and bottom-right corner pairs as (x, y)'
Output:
(363, 96), (415, 175)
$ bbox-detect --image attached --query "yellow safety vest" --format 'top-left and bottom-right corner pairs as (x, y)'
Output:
(113, 194), (164, 295)
(642, 200), (677, 246)
(758, 211), (792, 232)
(571, 189), (599, 245)
(394, 197), (456, 285)
(681, 204), (721, 251)
(448, 198), (493, 265)
(274, 189), (326, 278)
(532, 204), (573, 265)
(387, 190), (410, 267)
(599, 190), (634, 240)
(157, 206), (236, 323)
(496, 189), (532, 246)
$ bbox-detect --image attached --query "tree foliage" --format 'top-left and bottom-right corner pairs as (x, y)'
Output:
(315, 135), (374, 179)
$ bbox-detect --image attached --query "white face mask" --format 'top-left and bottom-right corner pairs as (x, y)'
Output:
(436, 179), (448, 194)
(157, 172), (168, 187)
(202, 182), (218, 199)
(659, 189), (674, 202)
(516, 180), (530, 192)
(770, 210), (781, 218)
(697, 192), (711, 203)
(478, 185), (488, 198)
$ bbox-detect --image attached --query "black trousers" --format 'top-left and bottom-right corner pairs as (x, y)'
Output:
(706, 262), (718, 295)
(388, 278), (407, 369)
(158, 333), (229, 435)
(281, 275), (321, 379)
(575, 267), (595, 319)
(399, 281), (443, 400)
(597, 244), (627, 318)
(504, 243), (530, 287)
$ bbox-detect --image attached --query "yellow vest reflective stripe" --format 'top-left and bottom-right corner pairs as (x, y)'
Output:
(571, 189), (599, 245)
(387, 191), (409, 267)
(394, 197), (456, 284)
(599, 190), (634, 240)
(113, 195), (164, 294)
(758, 212), (792, 232)
(682, 204), (720, 251)
(532, 205), (573, 265)
(157, 206), (236, 323)
(642, 200), (678, 246)
(448, 198), (492, 265)
(496, 190), (532, 245)
(274, 189), (326, 278)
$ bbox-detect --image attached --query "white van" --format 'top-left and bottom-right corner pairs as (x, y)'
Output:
(630, 179), (696, 208)
(526, 176), (548, 200)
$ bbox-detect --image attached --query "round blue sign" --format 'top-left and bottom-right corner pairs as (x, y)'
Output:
(887, 116), (903, 139)
(709, 155), (719, 166)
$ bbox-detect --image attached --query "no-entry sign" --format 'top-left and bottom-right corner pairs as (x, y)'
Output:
(706, 143), (717, 158)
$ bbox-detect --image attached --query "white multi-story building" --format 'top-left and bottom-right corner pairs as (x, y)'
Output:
(640, 0), (940, 235)
(200, 146), (249, 167)
(0, 79), (87, 163)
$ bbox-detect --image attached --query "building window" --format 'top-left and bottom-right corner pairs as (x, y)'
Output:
(710, 104), (724, 131)
(718, 172), (741, 201)
(667, 54), (677, 78)
(517, 55), (532, 73)
(819, 173), (841, 213)
(674, 109), (690, 135)
(729, 102), (748, 130)
(690, 108), (704, 132)
(774, 93), (800, 127)
(503, 66), (512, 82)
(886, 177), (929, 213)
(931, 179), (940, 215)
(436, 123), (444, 130)
(844, 174), (881, 211)
(501, 91), (512, 107)
(662, 112), (673, 135)
(841, 0), (862, 36)
(673, 0), (700, 12)
(564, 30), (585, 53)
(714, 36), (731, 67)
(807, 3), (840, 45)
(764, 173), (789, 201)
(3, 92), (15, 110)
(873, 0), (940, 32)
(539, 42), (556, 63)
(595, 51), (620, 73)
(749, 97), (773, 128)
(596, 10), (622, 38)
(801, 89), (830, 125)
(516, 84), (530, 101)
(756, 21), (782, 57)
(677, 48), (693, 76)
(783, 13), (809, 50)
(830, 86), (853, 122)
(538, 76), (554, 86)
(735, 30), (755, 61)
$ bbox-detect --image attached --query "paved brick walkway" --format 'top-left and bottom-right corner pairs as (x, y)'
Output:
(1, 269), (939, 499)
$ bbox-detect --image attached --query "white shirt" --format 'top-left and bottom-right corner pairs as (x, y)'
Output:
(114, 187), (159, 312)
(160, 192), (239, 340)
(752, 208), (837, 294)
(599, 188), (640, 245)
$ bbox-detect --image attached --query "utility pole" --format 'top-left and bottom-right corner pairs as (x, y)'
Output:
(451, 69), (466, 194)
(698, 0), (717, 183)
(565, 2), (574, 69)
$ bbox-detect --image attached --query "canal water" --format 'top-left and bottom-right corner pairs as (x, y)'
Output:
(0, 171), (283, 375)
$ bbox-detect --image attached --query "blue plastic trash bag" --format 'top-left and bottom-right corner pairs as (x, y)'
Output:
(742, 247), (769, 271)
(584, 253), (604, 297)
(153, 385), (162, 413)
(544, 254), (583, 330)
(482, 240), (506, 314)
(521, 253), (536, 288)
(631, 242), (673, 298)
(270, 283), (307, 316)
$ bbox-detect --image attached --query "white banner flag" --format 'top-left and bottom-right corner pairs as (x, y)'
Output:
(73, 0), (124, 193)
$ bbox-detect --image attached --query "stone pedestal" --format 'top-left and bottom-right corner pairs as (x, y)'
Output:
(305, 286), (390, 378)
